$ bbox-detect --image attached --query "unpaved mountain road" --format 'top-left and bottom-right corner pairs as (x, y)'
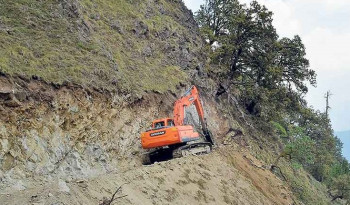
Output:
(0, 146), (294, 205)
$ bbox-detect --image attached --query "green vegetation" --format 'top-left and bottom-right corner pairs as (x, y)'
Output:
(196, 0), (350, 204)
(196, 0), (315, 121)
(0, 0), (199, 94)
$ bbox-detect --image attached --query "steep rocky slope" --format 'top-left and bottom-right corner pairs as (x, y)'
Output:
(0, 73), (302, 204)
(0, 0), (208, 182)
(0, 0), (333, 204)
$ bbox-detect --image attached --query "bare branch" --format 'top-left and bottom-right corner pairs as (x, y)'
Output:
(100, 183), (129, 205)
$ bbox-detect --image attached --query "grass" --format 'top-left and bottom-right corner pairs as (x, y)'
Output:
(280, 160), (331, 204)
(0, 0), (201, 95)
(245, 130), (333, 204)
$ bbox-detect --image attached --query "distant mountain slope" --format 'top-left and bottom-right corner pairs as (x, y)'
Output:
(336, 130), (350, 160)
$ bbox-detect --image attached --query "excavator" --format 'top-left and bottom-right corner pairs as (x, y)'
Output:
(140, 85), (214, 164)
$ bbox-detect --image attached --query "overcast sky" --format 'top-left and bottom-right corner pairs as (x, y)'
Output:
(184, 0), (350, 132)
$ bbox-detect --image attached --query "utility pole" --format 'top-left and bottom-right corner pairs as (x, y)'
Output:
(325, 90), (332, 117)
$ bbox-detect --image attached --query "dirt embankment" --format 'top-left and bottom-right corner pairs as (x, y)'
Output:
(0, 75), (177, 186)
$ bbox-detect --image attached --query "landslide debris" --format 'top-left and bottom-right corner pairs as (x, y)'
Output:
(0, 146), (295, 205)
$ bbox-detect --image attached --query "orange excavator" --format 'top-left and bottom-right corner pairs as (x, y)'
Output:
(140, 85), (214, 164)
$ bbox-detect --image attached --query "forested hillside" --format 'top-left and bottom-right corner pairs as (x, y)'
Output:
(195, 0), (350, 203)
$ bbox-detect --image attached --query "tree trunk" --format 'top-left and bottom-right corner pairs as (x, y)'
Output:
(229, 47), (242, 79)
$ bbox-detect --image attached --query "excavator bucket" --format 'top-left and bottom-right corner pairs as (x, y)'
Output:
(204, 130), (215, 145)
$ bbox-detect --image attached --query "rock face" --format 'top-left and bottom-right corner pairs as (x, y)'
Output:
(0, 0), (210, 186)
(0, 77), (155, 182)
(0, 75), (230, 186)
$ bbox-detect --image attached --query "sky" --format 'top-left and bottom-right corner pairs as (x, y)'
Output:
(336, 130), (350, 160)
(183, 0), (350, 132)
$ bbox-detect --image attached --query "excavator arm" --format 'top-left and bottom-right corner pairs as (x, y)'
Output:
(173, 86), (214, 145)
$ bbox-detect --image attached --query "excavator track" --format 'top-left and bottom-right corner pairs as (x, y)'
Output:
(172, 142), (212, 159)
(141, 142), (212, 164)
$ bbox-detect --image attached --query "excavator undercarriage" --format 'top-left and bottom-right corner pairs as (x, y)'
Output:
(142, 138), (213, 165)
(172, 141), (212, 159)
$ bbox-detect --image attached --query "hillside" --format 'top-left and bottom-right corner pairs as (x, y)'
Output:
(0, 0), (206, 184)
(0, 0), (343, 205)
(0, 0), (205, 94)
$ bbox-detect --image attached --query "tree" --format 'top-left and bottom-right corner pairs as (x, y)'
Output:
(196, 0), (315, 120)
(328, 174), (350, 201)
(276, 126), (316, 169)
(197, 0), (277, 81)
(276, 36), (316, 93)
(195, 0), (241, 45)
(324, 90), (332, 117)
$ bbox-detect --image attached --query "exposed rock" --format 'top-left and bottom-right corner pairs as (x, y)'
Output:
(133, 21), (149, 37)
(0, 80), (14, 101)
(0, 1), (333, 204)
(158, 27), (171, 40)
(0, 93), (10, 101)
(0, 87), (13, 94)
(2, 153), (15, 171)
(11, 180), (26, 191)
(58, 180), (70, 193)
(0, 147), (297, 205)
(142, 46), (152, 57)
(4, 94), (21, 107)
(60, 0), (81, 18)
(78, 19), (92, 39)
(110, 21), (124, 34)
(14, 91), (27, 102)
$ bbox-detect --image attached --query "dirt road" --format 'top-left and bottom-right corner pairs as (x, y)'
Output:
(0, 146), (294, 205)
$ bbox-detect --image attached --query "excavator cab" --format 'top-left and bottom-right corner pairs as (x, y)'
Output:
(152, 118), (174, 129)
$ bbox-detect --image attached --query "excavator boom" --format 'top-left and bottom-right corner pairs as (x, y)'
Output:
(174, 86), (205, 126)
(173, 86), (213, 144)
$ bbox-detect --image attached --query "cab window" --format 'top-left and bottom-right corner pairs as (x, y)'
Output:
(167, 119), (174, 127)
(154, 121), (165, 128)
